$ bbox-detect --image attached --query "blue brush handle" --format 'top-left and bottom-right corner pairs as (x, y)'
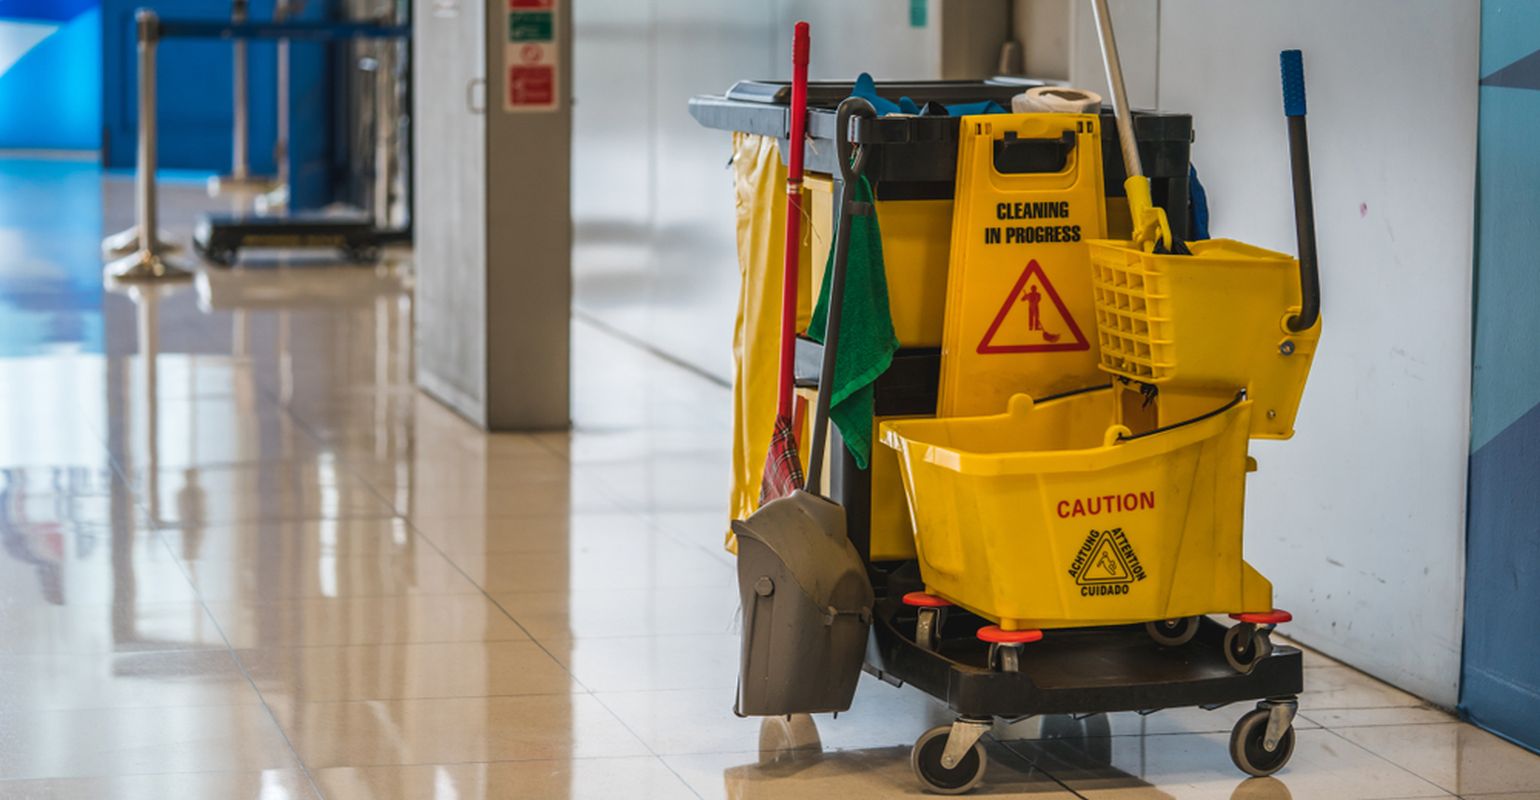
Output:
(1281, 49), (1306, 117)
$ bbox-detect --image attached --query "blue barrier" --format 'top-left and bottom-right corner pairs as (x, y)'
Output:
(157, 19), (408, 41)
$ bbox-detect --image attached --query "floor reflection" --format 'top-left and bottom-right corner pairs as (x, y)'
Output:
(0, 156), (106, 358)
(2, 155), (1536, 797)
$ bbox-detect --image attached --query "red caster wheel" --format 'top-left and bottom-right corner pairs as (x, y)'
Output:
(976, 625), (1042, 673)
(1224, 609), (1290, 673)
(1229, 609), (1294, 626)
(904, 592), (952, 652)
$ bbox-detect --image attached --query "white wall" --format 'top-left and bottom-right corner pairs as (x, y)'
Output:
(1068, 0), (1159, 107)
(1076, 1), (1475, 706)
(571, 0), (1000, 381)
(1012, 0), (1071, 80)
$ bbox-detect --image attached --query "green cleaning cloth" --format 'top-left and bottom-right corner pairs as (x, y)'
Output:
(808, 175), (899, 470)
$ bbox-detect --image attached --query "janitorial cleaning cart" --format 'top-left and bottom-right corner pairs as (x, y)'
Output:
(694, 3), (1324, 793)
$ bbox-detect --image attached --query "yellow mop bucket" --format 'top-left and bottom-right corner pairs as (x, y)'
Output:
(1088, 239), (1322, 439)
(880, 387), (1273, 631)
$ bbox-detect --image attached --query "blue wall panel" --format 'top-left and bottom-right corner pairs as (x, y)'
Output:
(1463, 403), (1540, 751)
(0, 4), (101, 149)
(1463, 0), (1540, 755)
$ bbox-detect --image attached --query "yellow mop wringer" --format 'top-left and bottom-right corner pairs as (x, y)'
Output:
(882, 20), (1322, 661)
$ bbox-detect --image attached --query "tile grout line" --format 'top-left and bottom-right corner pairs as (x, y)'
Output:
(335, 344), (718, 800)
(571, 312), (732, 391)
(1319, 725), (1460, 798)
(239, 324), (663, 551)
(380, 505), (575, 673)
(584, 690), (708, 800)
(990, 735), (1093, 799)
(140, 524), (329, 800)
(389, 513), (706, 798)
(84, 343), (338, 796)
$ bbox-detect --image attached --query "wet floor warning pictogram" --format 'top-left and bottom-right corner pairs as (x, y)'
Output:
(1077, 535), (1133, 584)
(1067, 528), (1147, 596)
(977, 259), (1090, 354)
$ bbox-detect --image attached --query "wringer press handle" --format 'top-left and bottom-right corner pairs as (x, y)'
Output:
(1281, 49), (1321, 333)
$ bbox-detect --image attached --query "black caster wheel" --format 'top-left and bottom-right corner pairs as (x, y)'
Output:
(911, 725), (987, 795)
(203, 248), (236, 266)
(990, 644), (1021, 673)
(343, 246), (381, 263)
(976, 626), (1040, 673)
(1146, 616), (1200, 647)
(1224, 623), (1273, 673)
(1229, 707), (1296, 777)
(916, 607), (943, 652)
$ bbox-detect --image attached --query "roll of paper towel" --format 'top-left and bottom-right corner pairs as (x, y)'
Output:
(1011, 86), (1103, 114)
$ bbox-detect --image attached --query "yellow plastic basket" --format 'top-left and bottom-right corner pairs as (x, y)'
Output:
(879, 387), (1273, 631)
(1088, 239), (1321, 439)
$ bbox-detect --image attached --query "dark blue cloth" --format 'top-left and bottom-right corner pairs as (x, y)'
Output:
(944, 100), (1006, 116)
(851, 73), (1004, 117)
(1188, 164), (1211, 240)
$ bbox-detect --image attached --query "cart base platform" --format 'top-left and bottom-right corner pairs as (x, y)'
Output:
(865, 596), (1303, 718)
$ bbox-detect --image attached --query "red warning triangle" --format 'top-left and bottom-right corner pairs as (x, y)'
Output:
(977, 259), (1090, 354)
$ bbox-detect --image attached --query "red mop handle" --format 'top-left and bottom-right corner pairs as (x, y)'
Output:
(776, 21), (810, 418)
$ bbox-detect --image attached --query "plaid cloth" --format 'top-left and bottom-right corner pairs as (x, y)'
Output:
(758, 413), (805, 505)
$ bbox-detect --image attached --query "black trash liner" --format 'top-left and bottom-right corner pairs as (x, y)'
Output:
(688, 78), (1194, 236)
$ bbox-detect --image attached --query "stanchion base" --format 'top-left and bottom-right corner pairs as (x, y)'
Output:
(207, 174), (277, 197)
(102, 226), (182, 258)
(104, 250), (194, 283)
(255, 186), (289, 215)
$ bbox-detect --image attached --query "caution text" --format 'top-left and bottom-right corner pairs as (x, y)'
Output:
(1057, 491), (1155, 519)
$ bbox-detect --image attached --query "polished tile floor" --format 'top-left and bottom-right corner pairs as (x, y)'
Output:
(1, 155), (1538, 798)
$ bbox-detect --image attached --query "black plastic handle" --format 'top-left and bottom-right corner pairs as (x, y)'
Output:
(993, 131), (1076, 175)
(1280, 50), (1320, 333)
(835, 97), (874, 185)
(807, 96), (876, 494)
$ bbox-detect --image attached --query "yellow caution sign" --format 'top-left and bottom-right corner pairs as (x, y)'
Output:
(938, 114), (1108, 417)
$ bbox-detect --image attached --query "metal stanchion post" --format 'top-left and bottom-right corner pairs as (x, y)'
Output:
(231, 0), (250, 181)
(257, 0), (292, 213)
(208, 0), (272, 196)
(105, 10), (192, 283)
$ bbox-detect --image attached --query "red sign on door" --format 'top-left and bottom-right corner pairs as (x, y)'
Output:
(503, 0), (559, 111)
(509, 65), (555, 107)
